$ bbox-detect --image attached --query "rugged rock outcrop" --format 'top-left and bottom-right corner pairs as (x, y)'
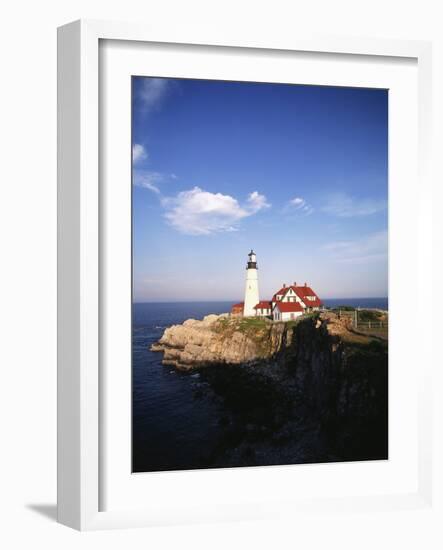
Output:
(151, 311), (361, 371)
(151, 311), (388, 463)
(150, 313), (289, 369)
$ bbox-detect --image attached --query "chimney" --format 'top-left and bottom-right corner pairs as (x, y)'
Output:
(304, 282), (307, 287)
(283, 283), (286, 288)
(293, 281), (297, 287)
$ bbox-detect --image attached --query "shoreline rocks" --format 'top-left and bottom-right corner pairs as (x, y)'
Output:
(151, 314), (286, 370)
(150, 311), (369, 371)
(150, 311), (388, 462)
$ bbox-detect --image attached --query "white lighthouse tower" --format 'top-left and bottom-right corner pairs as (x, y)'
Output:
(243, 250), (260, 317)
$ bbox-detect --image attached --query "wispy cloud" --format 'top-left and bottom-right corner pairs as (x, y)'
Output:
(284, 196), (314, 216)
(291, 197), (305, 208)
(324, 230), (387, 264)
(322, 192), (387, 217)
(132, 144), (148, 164)
(138, 78), (171, 113)
(247, 191), (271, 213)
(161, 187), (270, 235)
(132, 170), (166, 194)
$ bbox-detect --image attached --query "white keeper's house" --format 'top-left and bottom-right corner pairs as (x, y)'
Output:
(271, 283), (323, 321)
(231, 250), (323, 321)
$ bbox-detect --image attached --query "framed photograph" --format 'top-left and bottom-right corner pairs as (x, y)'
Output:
(58, 20), (434, 530)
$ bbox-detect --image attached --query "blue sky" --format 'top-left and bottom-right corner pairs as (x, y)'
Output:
(132, 77), (388, 302)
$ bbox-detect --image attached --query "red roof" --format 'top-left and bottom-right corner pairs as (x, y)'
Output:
(231, 302), (244, 313)
(272, 284), (322, 308)
(275, 286), (288, 296)
(272, 287), (288, 301)
(274, 301), (304, 313)
(291, 285), (322, 307)
(254, 300), (272, 310)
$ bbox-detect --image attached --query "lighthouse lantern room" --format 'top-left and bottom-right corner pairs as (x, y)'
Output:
(243, 249), (260, 317)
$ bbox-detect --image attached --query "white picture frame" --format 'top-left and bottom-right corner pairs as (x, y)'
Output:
(57, 19), (434, 531)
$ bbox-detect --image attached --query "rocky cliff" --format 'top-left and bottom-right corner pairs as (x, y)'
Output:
(150, 311), (371, 370)
(151, 311), (388, 463)
(151, 313), (290, 369)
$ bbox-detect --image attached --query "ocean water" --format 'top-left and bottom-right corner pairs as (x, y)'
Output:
(132, 298), (388, 472)
(132, 302), (233, 472)
(322, 297), (388, 310)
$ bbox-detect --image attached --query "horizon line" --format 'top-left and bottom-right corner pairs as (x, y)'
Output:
(133, 296), (388, 304)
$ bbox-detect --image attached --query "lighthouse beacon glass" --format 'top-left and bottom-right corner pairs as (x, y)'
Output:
(132, 76), (389, 473)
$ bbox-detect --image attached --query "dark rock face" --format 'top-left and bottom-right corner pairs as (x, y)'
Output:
(152, 312), (388, 464)
(285, 316), (388, 461)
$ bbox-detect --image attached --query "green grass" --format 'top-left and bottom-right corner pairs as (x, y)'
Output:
(214, 313), (319, 340)
(238, 317), (269, 331)
(357, 310), (385, 322)
(213, 316), (269, 340)
(212, 316), (274, 358)
(215, 317), (230, 328)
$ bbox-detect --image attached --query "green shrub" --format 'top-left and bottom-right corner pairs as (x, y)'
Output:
(358, 310), (383, 322)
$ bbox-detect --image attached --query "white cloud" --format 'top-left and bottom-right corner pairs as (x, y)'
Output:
(132, 170), (163, 194)
(132, 144), (147, 164)
(324, 230), (388, 264)
(246, 191), (271, 213)
(290, 197), (305, 208)
(139, 78), (170, 113)
(285, 196), (314, 216)
(162, 187), (270, 235)
(322, 192), (387, 217)
(133, 169), (180, 194)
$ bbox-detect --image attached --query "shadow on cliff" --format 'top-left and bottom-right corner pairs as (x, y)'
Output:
(196, 315), (388, 468)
